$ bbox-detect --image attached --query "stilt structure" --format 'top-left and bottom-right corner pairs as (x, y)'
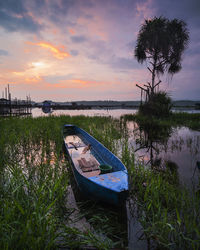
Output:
(0, 84), (32, 117)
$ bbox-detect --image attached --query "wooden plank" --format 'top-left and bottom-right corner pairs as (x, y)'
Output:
(81, 157), (99, 170)
(76, 155), (99, 172)
(78, 157), (99, 172)
(77, 159), (92, 172)
(73, 157), (101, 177)
(84, 170), (100, 178)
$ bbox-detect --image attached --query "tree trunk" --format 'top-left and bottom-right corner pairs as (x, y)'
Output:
(151, 52), (158, 95)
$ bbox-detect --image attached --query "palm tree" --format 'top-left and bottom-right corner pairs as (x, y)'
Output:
(135, 17), (189, 97)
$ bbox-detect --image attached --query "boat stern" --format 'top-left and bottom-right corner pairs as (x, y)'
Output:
(89, 170), (129, 206)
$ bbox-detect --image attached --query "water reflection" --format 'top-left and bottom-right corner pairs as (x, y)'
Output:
(42, 106), (53, 114)
(134, 120), (172, 170)
(32, 107), (200, 118)
(127, 120), (200, 189)
(32, 108), (138, 118)
(126, 121), (200, 249)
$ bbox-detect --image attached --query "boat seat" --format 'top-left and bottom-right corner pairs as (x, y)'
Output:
(77, 157), (100, 172)
(67, 142), (86, 149)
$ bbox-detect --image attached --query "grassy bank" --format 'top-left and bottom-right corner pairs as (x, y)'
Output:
(0, 114), (199, 249)
(127, 162), (200, 249)
(0, 115), (124, 249)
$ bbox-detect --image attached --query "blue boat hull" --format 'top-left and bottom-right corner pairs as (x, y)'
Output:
(63, 124), (129, 206)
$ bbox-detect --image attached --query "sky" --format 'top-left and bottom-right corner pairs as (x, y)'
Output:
(0, 0), (199, 102)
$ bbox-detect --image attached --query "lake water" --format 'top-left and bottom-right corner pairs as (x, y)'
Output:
(31, 107), (200, 118)
(32, 107), (200, 189)
(127, 122), (200, 190)
(32, 107), (138, 118)
(126, 120), (200, 249)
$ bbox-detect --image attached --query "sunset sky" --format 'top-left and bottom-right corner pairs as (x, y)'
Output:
(0, 0), (199, 102)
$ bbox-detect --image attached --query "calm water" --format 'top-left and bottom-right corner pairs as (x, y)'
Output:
(32, 107), (200, 118)
(126, 121), (200, 249)
(127, 122), (200, 190)
(33, 107), (200, 188)
(32, 107), (138, 118)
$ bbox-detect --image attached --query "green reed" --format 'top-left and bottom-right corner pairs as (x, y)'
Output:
(127, 151), (200, 249)
(122, 113), (200, 248)
(0, 115), (124, 249)
(1, 114), (199, 249)
(0, 116), (69, 249)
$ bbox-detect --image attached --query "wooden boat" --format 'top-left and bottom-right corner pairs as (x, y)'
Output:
(63, 124), (129, 206)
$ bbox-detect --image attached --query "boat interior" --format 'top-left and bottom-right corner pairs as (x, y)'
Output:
(65, 134), (104, 177)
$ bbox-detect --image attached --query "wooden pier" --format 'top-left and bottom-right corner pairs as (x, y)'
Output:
(0, 85), (32, 117)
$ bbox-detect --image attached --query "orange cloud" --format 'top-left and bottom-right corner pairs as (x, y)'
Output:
(27, 41), (71, 59)
(37, 42), (70, 59)
(13, 71), (25, 76)
(65, 79), (100, 88)
(25, 76), (43, 83)
(68, 28), (75, 35)
(44, 79), (114, 90)
(71, 79), (88, 84)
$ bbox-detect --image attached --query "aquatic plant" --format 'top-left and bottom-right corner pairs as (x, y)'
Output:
(127, 149), (200, 249)
(0, 115), (124, 249)
(0, 113), (199, 249)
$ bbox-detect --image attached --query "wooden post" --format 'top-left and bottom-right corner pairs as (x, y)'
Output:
(7, 84), (11, 115)
(9, 93), (11, 115)
(8, 84), (10, 96)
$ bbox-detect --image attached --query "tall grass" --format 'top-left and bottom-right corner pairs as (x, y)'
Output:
(127, 150), (200, 249)
(122, 113), (200, 248)
(0, 116), (69, 248)
(0, 115), (124, 249)
(1, 114), (199, 249)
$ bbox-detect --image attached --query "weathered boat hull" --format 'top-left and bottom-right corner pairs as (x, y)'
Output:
(63, 124), (129, 206)
(71, 164), (128, 205)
